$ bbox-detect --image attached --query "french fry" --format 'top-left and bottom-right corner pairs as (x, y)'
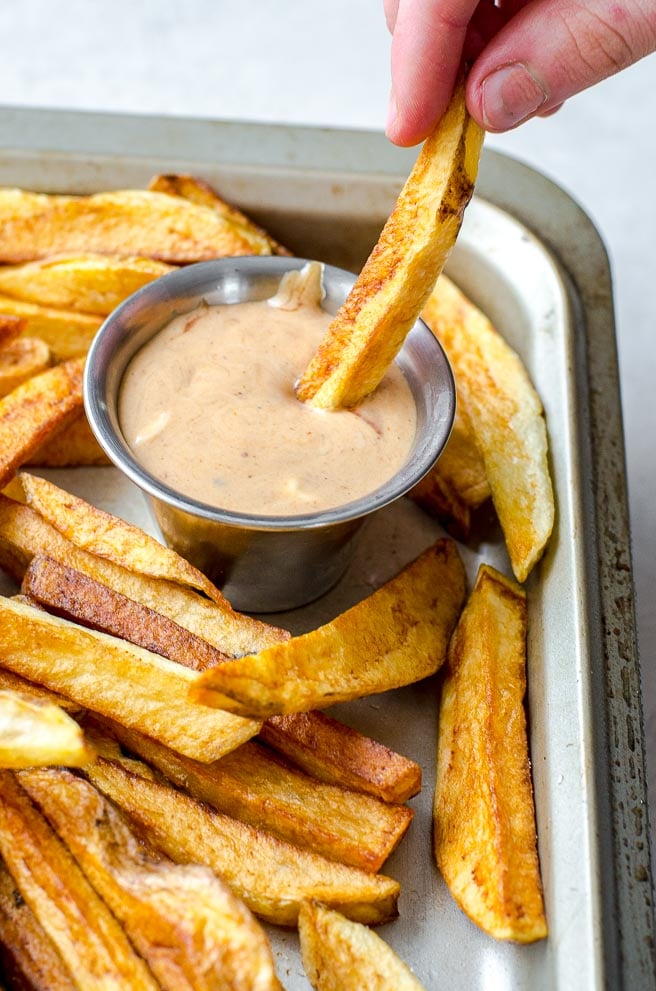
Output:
(0, 254), (173, 315)
(19, 767), (283, 991)
(191, 539), (466, 718)
(0, 295), (102, 361)
(423, 275), (554, 581)
(0, 860), (76, 991)
(0, 770), (159, 989)
(433, 564), (547, 942)
(95, 718), (412, 873)
(0, 188), (274, 264)
(259, 711), (422, 804)
(0, 358), (84, 490)
(0, 667), (81, 712)
(27, 412), (111, 467)
(0, 336), (51, 398)
(0, 596), (260, 762)
(0, 313), (24, 348)
(0, 689), (94, 769)
(85, 755), (400, 927)
(296, 80), (483, 409)
(298, 900), (426, 991)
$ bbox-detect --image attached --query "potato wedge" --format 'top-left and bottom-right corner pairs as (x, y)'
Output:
(191, 539), (466, 717)
(0, 336), (51, 398)
(0, 295), (101, 361)
(0, 313), (24, 348)
(0, 595), (260, 762)
(27, 412), (110, 467)
(433, 564), (547, 941)
(0, 188), (274, 264)
(298, 900), (426, 991)
(259, 711), (421, 804)
(0, 254), (173, 315)
(423, 275), (554, 581)
(19, 767), (283, 991)
(86, 755), (400, 927)
(0, 358), (84, 489)
(0, 770), (159, 989)
(296, 80), (483, 408)
(0, 689), (94, 769)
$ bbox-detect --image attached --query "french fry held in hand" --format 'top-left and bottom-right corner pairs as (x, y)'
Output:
(191, 539), (466, 718)
(0, 295), (102, 361)
(86, 754), (400, 927)
(298, 900), (426, 991)
(423, 276), (554, 581)
(19, 767), (283, 991)
(0, 770), (159, 989)
(433, 564), (547, 942)
(0, 336), (51, 398)
(296, 80), (483, 409)
(0, 689), (94, 769)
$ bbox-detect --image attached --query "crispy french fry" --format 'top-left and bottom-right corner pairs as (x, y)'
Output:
(433, 564), (547, 942)
(0, 358), (84, 490)
(0, 254), (174, 315)
(96, 718), (412, 873)
(0, 668), (80, 712)
(0, 595), (260, 762)
(296, 80), (483, 409)
(0, 337), (51, 398)
(0, 295), (101, 361)
(0, 860), (76, 991)
(85, 755), (400, 927)
(0, 690), (94, 769)
(0, 188), (274, 264)
(298, 900), (426, 991)
(0, 313), (24, 348)
(259, 711), (422, 804)
(27, 413), (111, 467)
(19, 767), (283, 991)
(191, 539), (466, 718)
(423, 275), (554, 581)
(0, 770), (159, 989)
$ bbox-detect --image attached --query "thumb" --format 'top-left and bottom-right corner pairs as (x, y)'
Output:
(466, 0), (656, 131)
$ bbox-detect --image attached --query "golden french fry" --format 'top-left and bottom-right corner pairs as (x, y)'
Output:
(0, 313), (24, 348)
(298, 900), (426, 991)
(19, 766), (283, 991)
(0, 295), (101, 361)
(27, 412), (110, 467)
(86, 755), (400, 927)
(296, 80), (483, 409)
(0, 770), (159, 989)
(191, 539), (466, 717)
(0, 595), (260, 762)
(0, 254), (174, 315)
(0, 358), (84, 490)
(0, 337), (51, 398)
(0, 188), (274, 264)
(0, 689), (94, 769)
(423, 275), (554, 581)
(433, 564), (547, 942)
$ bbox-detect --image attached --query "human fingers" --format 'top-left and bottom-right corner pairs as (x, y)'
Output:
(466, 0), (656, 131)
(385, 0), (400, 32)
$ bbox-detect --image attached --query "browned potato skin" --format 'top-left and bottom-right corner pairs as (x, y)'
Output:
(0, 337), (51, 398)
(433, 564), (547, 942)
(27, 413), (110, 467)
(0, 296), (101, 361)
(0, 313), (25, 348)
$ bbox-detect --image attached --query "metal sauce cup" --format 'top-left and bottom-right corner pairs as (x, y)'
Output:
(84, 257), (455, 612)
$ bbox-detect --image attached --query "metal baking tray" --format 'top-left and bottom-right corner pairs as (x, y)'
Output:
(0, 107), (653, 989)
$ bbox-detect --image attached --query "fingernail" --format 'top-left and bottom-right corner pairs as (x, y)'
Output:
(386, 88), (398, 134)
(481, 63), (548, 131)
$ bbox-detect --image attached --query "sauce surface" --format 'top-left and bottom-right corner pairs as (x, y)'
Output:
(119, 267), (416, 516)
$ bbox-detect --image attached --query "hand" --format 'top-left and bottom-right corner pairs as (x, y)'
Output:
(384, 0), (656, 144)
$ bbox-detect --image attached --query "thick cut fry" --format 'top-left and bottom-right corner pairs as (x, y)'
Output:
(98, 719), (412, 873)
(86, 756), (400, 927)
(191, 539), (466, 717)
(0, 336), (51, 397)
(259, 711), (422, 804)
(0, 313), (24, 348)
(0, 254), (173, 315)
(0, 596), (259, 762)
(0, 188), (274, 264)
(0, 689), (93, 769)
(0, 667), (80, 712)
(0, 295), (101, 360)
(27, 412), (110, 467)
(296, 81), (483, 409)
(0, 358), (84, 489)
(19, 767), (283, 991)
(423, 276), (554, 581)
(299, 900), (426, 991)
(0, 860), (76, 991)
(433, 564), (547, 942)
(149, 174), (291, 256)
(0, 770), (159, 989)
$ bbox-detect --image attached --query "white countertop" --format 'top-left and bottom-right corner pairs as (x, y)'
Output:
(1, 0), (654, 868)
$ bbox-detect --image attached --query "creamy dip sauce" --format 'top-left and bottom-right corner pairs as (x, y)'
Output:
(119, 266), (417, 516)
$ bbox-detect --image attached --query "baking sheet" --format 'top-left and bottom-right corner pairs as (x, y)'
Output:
(0, 110), (653, 988)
